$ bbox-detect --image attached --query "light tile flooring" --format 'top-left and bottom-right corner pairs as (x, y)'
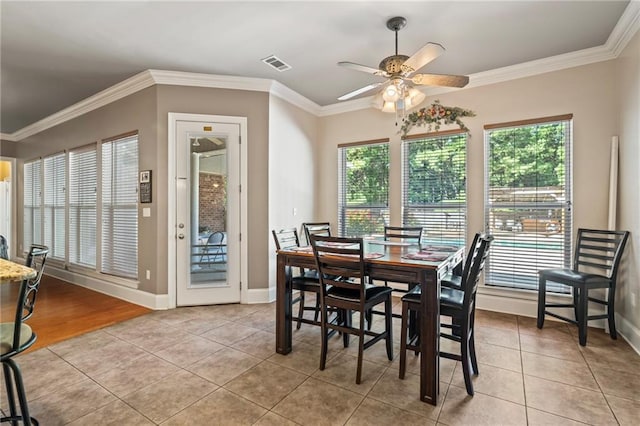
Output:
(2, 298), (639, 425)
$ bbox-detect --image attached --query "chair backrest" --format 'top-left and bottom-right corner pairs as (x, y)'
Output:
(21, 245), (49, 322)
(0, 235), (8, 259)
(206, 231), (225, 246)
(461, 234), (493, 308)
(303, 222), (331, 244)
(8, 245), (49, 352)
(272, 228), (301, 251)
(384, 226), (423, 243)
(574, 229), (630, 280)
(310, 235), (366, 307)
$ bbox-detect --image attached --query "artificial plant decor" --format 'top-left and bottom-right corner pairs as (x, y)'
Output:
(400, 100), (475, 137)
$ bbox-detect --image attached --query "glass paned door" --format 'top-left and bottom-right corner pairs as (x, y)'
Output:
(176, 120), (240, 306)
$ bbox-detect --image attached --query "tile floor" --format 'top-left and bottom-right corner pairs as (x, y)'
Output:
(2, 298), (639, 425)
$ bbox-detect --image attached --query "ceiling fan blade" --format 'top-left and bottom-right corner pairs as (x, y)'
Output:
(401, 42), (445, 75)
(337, 82), (384, 101)
(411, 73), (469, 88)
(338, 61), (388, 77)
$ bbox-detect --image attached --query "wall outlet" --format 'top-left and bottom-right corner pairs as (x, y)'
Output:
(631, 292), (637, 307)
(146, 270), (151, 280)
(292, 208), (297, 216)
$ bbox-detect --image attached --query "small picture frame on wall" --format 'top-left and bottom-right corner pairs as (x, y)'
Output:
(140, 170), (151, 183)
(139, 170), (152, 203)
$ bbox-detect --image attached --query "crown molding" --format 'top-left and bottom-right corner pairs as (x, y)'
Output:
(12, 71), (156, 141)
(607, 0), (640, 56)
(0, 133), (17, 142)
(268, 80), (322, 116)
(5, 2), (639, 140)
(149, 69), (273, 92)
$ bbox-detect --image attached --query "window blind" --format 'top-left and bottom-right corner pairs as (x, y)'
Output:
(101, 134), (138, 279)
(69, 146), (97, 268)
(43, 153), (66, 260)
(402, 133), (467, 246)
(484, 116), (572, 292)
(23, 159), (42, 250)
(338, 141), (389, 237)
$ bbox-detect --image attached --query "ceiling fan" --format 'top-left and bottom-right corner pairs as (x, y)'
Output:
(337, 16), (469, 110)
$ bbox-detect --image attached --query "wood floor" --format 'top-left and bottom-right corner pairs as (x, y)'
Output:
(1, 275), (151, 351)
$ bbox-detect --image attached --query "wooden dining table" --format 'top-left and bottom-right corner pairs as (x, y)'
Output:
(275, 239), (464, 405)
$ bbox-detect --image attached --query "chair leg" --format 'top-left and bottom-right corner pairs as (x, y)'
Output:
(314, 295), (320, 323)
(573, 288), (580, 324)
(385, 296), (393, 361)
(356, 313), (365, 385)
(319, 304), (329, 371)
(537, 276), (546, 329)
(469, 314), (479, 375)
(399, 300), (409, 380)
(2, 359), (34, 426)
(578, 286), (589, 346)
(296, 291), (305, 330)
(461, 326), (474, 396)
(2, 362), (18, 424)
(607, 284), (618, 339)
(342, 310), (351, 348)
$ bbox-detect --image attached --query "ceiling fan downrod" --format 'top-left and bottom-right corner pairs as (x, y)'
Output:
(386, 16), (407, 56)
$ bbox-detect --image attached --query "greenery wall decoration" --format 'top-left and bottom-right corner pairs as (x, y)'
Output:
(401, 100), (475, 137)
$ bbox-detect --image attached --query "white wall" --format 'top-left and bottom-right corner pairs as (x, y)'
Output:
(615, 29), (640, 351)
(317, 59), (621, 318)
(268, 95), (318, 294)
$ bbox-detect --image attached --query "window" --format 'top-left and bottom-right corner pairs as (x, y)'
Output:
(69, 146), (97, 268)
(101, 134), (138, 279)
(484, 115), (572, 292)
(23, 159), (42, 250)
(43, 153), (66, 260)
(403, 132), (467, 246)
(338, 140), (389, 236)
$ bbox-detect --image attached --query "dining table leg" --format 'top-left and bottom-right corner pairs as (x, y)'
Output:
(420, 269), (440, 405)
(276, 254), (292, 354)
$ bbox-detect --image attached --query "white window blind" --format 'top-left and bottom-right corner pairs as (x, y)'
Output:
(338, 140), (389, 237)
(101, 134), (138, 279)
(484, 115), (572, 292)
(69, 146), (97, 268)
(23, 159), (42, 250)
(402, 132), (467, 246)
(43, 153), (66, 260)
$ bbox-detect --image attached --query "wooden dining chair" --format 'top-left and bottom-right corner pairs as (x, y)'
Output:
(537, 228), (630, 346)
(399, 233), (493, 396)
(310, 235), (393, 384)
(1, 244), (49, 426)
(302, 222), (331, 245)
(272, 228), (322, 329)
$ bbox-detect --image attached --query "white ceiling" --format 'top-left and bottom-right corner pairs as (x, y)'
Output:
(0, 0), (634, 135)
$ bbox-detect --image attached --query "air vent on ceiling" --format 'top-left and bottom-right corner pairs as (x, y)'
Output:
(261, 55), (292, 72)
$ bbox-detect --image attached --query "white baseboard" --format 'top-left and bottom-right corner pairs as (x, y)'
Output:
(46, 266), (169, 310)
(616, 313), (640, 356)
(477, 287), (640, 354)
(246, 286), (276, 304)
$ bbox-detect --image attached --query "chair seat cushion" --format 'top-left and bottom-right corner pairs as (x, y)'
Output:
(0, 322), (33, 356)
(328, 283), (393, 302)
(401, 284), (464, 309)
(442, 273), (462, 289)
(291, 275), (321, 291)
(539, 268), (610, 286)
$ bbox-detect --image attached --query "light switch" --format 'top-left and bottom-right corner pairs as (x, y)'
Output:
(143, 207), (151, 217)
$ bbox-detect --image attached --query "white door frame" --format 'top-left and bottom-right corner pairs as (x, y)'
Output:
(167, 113), (248, 309)
(0, 156), (16, 259)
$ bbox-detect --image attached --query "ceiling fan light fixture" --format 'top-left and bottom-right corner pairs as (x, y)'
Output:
(382, 84), (400, 102)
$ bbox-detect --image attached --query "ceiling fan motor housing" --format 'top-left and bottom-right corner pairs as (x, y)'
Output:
(379, 55), (410, 75)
